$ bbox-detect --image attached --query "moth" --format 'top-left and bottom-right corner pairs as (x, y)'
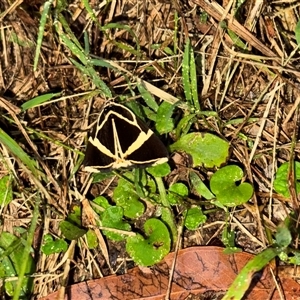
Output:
(83, 102), (169, 172)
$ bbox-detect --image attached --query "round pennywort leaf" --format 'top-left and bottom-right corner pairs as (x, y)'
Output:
(210, 165), (253, 207)
(126, 218), (171, 266)
(170, 132), (229, 168)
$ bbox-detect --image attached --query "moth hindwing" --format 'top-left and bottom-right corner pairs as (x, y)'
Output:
(83, 102), (169, 172)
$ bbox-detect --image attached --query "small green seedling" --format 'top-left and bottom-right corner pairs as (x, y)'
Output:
(222, 224), (242, 254)
(41, 234), (68, 255)
(185, 206), (207, 230)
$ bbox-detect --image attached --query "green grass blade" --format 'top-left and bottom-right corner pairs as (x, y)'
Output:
(102, 23), (141, 56)
(12, 195), (40, 300)
(54, 20), (87, 65)
(189, 45), (200, 111)
(182, 39), (192, 104)
(21, 92), (62, 111)
(69, 58), (112, 97)
(84, 31), (90, 55)
(34, 0), (53, 71)
(0, 129), (39, 177)
(86, 67), (112, 97)
(57, 14), (83, 50)
(90, 58), (115, 68)
(82, 0), (101, 25)
(223, 247), (282, 300)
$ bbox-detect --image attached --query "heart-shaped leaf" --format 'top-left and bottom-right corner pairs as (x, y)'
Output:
(126, 218), (171, 266)
(210, 165), (253, 207)
(41, 234), (68, 255)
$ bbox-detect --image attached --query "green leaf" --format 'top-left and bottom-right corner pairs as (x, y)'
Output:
(273, 162), (300, 197)
(155, 102), (175, 134)
(69, 58), (112, 98)
(137, 83), (159, 112)
(287, 251), (300, 265)
(86, 229), (98, 249)
(182, 38), (200, 110)
(189, 41), (200, 111)
(182, 39), (192, 104)
(54, 23), (87, 65)
(0, 129), (40, 178)
(0, 175), (13, 206)
(0, 232), (35, 297)
(126, 218), (171, 266)
(81, 0), (100, 25)
(57, 13), (82, 49)
(92, 171), (114, 183)
(275, 222), (292, 248)
(0, 250), (17, 296)
(227, 29), (247, 49)
(170, 133), (229, 168)
(125, 101), (148, 122)
(102, 206), (131, 241)
(189, 171), (215, 200)
(223, 247), (282, 300)
(101, 23), (141, 56)
(41, 234), (68, 255)
(66, 205), (82, 227)
(59, 205), (86, 240)
(185, 206), (207, 230)
(34, 0), (53, 71)
(21, 92), (62, 111)
(90, 58), (115, 68)
(60, 221), (87, 240)
(113, 174), (145, 219)
(85, 66), (112, 97)
(175, 113), (196, 139)
(210, 165), (253, 208)
(91, 196), (110, 214)
(146, 162), (170, 177)
(167, 183), (189, 205)
(295, 20), (300, 46)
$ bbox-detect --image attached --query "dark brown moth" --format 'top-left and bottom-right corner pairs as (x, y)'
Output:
(83, 102), (169, 172)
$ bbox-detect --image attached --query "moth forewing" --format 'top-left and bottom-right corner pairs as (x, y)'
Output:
(83, 102), (169, 172)
(122, 130), (153, 157)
